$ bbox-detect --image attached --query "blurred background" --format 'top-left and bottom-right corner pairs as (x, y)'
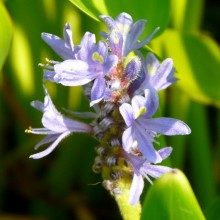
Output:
(0, 0), (220, 219)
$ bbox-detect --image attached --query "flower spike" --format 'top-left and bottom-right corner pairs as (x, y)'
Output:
(27, 12), (191, 208)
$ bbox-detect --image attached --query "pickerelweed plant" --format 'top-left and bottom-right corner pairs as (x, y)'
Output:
(26, 12), (191, 220)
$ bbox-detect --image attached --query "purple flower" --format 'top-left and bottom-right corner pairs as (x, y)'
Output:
(122, 147), (173, 205)
(44, 32), (118, 106)
(26, 87), (92, 159)
(100, 12), (159, 57)
(42, 23), (80, 60)
(119, 89), (191, 163)
(140, 52), (178, 92)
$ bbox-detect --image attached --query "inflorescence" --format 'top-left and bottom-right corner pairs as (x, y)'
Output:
(26, 12), (191, 205)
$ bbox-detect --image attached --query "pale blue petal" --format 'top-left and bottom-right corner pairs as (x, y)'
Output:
(29, 131), (71, 159)
(31, 100), (44, 112)
(124, 20), (146, 55)
(158, 147), (173, 160)
(151, 58), (177, 90)
(142, 164), (173, 179)
(109, 30), (123, 58)
(143, 88), (159, 117)
(138, 52), (160, 91)
(94, 41), (108, 61)
(99, 15), (117, 32)
(131, 95), (147, 119)
(63, 23), (74, 51)
(135, 123), (162, 163)
(122, 126), (135, 152)
(129, 173), (144, 205)
(145, 52), (160, 75)
(54, 59), (89, 75)
(119, 103), (134, 127)
(144, 117), (191, 135)
(90, 77), (106, 106)
(77, 32), (96, 61)
(34, 134), (59, 150)
(131, 89), (158, 119)
(53, 60), (98, 86)
(41, 88), (92, 133)
(104, 54), (118, 74)
(134, 27), (160, 51)
(43, 70), (56, 82)
(41, 33), (74, 60)
(115, 12), (133, 34)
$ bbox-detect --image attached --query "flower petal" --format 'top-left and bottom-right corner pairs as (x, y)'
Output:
(109, 30), (123, 58)
(29, 131), (70, 159)
(142, 164), (173, 179)
(131, 88), (158, 119)
(151, 58), (177, 90)
(44, 69), (57, 82)
(135, 124), (162, 163)
(119, 103), (134, 127)
(144, 117), (191, 135)
(53, 60), (98, 86)
(99, 15), (117, 32)
(31, 100), (44, 112)
(143, 88), (159, 117)
(158, 147), (173, 160)
(41, 24), (77, 60)
(115, 12), (133, 35)
(63, 23), (74, 52)
(77, 32), (96, 61)
(34, 134), (59, 150)
(134, 27), (160, 51)
(90, 77), (106, 106)
(129, 173), (144, 205)
(122, 126), (135, 152)
(124, 19), (146, 55)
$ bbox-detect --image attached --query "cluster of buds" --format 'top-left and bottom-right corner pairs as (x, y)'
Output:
(26, 12), (191, 205)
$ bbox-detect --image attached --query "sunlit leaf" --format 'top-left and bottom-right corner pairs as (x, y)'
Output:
(69, 0), (171, 37)
(0, 2), (13, 71)
(152, 29), (220, 106)
(170, 0), (204, 32)
(141, 169), (205, 220)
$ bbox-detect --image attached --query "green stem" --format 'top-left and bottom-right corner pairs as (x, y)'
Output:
(113, 185), (141, 220)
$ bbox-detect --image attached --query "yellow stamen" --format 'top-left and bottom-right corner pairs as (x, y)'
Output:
(135, 107), (147, 119)
(92, 52), (104, 63)
(25, 126), (32, 133)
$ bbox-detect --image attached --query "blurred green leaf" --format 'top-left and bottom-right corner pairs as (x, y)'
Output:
(141, 169), (205, 220)
(205, 197), (220, 220)
(152, 29), (220, 106)
(169, 86), (191, 169)
(170, 0), (204, 32)
(69, 0), (171, 37)
(188, 102), (216, 208)
(0, 2), (13, 71)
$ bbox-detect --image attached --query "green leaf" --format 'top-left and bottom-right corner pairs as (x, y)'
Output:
(141, 169), (205, 220)
(0, 2), (13, 70)
(188, 102), (216, 208)
(69, 0), (171, 36)
(205, 197), (220, 220)
(170, 0), (204, 32)
(152, 29), (220, 106)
